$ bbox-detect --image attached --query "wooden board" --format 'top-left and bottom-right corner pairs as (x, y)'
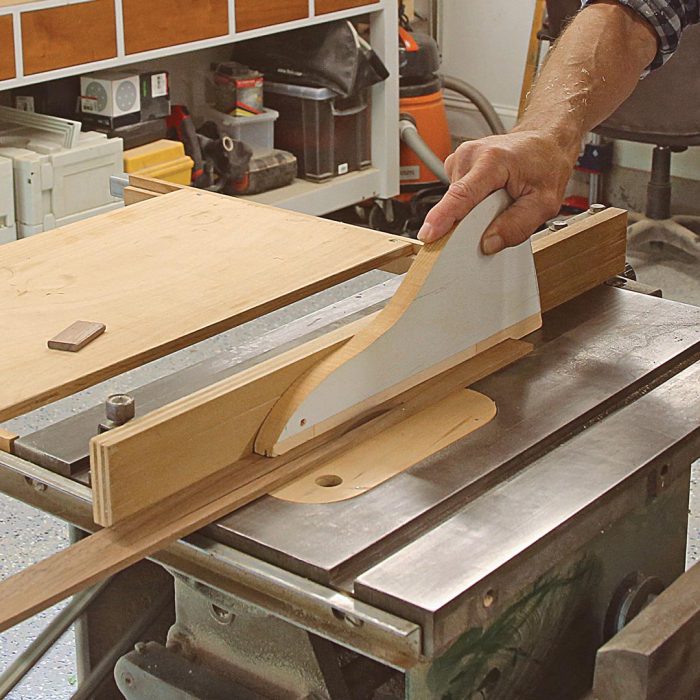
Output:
(123, 186), (159, 206)
(272, 388), (497, 503)
(256, 190), (542, 456)
(0, 428), (17, 454)
(315, 0), (377, 14)
(90, 316), (372, 526)
(532, 207), (627, 312)
(91, 330), (528, 525)
(234, 0), (308, 32)
(0, 187), (412, 423)
(123, 0), (228, 54)
(0, 14), (15, 81)
(0, 340), (530, 634)
(594, 562), (700, 700)
(21, 0), (117, 75)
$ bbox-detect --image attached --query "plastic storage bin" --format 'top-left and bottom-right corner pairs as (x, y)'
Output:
(124, 139), (194, 185)
(0, 130), (123, 237)
(263, 82), (371, 182)
(201, 106), (278, 155)
(0, 156), (16, 243)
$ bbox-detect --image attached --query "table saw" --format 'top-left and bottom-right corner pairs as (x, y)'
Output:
(0, 185), (698, 700)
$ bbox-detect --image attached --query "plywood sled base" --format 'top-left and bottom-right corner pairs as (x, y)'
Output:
(256, 190), (543, 456)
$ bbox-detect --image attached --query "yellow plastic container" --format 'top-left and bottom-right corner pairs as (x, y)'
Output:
(124, 139), (193, 185)
(135, 156), (194, 186)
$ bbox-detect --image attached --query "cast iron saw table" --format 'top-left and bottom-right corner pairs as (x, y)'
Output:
(0, 279), (699, 700)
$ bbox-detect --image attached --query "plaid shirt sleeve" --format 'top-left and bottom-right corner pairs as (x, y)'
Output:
(581, 0), (700, 70)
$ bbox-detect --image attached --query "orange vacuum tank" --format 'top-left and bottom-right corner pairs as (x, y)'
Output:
(399, 83), (452, 193)
(398, 27), (451, 197)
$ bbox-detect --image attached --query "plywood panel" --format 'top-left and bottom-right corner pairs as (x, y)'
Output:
(235, 0), (308, 32)
(315, 0), (375, 14)
(0, 14), (15, 81)
(21, 0), (117, 75)
(123, 0), (228, 54)
(0, 188), (411, 423)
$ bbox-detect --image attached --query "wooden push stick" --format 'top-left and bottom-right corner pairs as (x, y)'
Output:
(0, 339), (530, 634)
(255, 191), (543, 456)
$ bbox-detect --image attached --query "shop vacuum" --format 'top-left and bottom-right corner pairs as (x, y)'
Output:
(368, 4), (506, 236)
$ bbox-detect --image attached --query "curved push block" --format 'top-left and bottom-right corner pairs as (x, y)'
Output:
(255, 190), (542, 457)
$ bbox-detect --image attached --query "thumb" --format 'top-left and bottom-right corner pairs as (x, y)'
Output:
(480, 197), (552, 254)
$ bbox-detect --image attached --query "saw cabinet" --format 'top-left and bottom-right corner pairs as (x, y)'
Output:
(0, 0), (399, 216)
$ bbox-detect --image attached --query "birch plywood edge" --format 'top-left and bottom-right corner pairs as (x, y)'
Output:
(0, 188), (412, 423)
(255, 190), (543, 456)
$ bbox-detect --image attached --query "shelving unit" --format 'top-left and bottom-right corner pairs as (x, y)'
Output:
(0, 0), (400, 216)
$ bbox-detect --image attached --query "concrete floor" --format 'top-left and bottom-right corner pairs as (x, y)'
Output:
(0, 242), (698, 699)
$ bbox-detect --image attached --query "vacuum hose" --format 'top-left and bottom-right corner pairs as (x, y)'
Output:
(440, 75), (507, 136)
(399, 116), (450, 185)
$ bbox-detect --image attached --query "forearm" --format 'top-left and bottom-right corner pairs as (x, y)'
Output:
(515, 0), (658, 163)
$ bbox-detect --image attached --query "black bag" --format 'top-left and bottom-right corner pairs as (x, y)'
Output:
(234, 20), (389, 98)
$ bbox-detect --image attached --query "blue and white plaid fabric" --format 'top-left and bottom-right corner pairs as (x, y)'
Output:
(582, 0), (699, 69)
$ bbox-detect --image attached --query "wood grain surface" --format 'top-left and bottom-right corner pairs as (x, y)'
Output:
(21, 0), (117, 75)
(234, 0), (308, 32)
(0, 427), (17, 454)
(90, 316), (372, 526)
(594, 562), (700, 700)
(532, 207), (627, 312)
(0, 188), (411, 423)
(91, 335), (529, 525)
(123, 0), (228, 54)
(315, 0), (377, 13)
(0, 14), (15, 81)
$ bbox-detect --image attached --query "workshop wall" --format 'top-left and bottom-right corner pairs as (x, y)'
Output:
(436, 0), (700, 184)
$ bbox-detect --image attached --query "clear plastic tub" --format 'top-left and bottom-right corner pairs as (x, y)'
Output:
(201, 106), (278, 155)
(263, 82), (371, 182)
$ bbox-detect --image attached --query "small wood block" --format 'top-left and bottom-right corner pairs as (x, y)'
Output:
(48, 321), (106, 353)
(0, 428), (18, 454)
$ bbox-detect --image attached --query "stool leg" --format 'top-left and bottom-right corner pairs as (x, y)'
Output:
(646, 146), (672, 220)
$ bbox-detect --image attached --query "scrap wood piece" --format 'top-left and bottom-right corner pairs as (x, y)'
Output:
(0, 187), (413, 423)
(0, 428), (18, 454)
(594, 561), (700, 700)
(255, 190), (543, 456)
(1, 339), (531, 634)
(47, 320), (106, 352)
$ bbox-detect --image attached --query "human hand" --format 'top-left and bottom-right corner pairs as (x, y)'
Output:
(417, 131), (577, 254)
